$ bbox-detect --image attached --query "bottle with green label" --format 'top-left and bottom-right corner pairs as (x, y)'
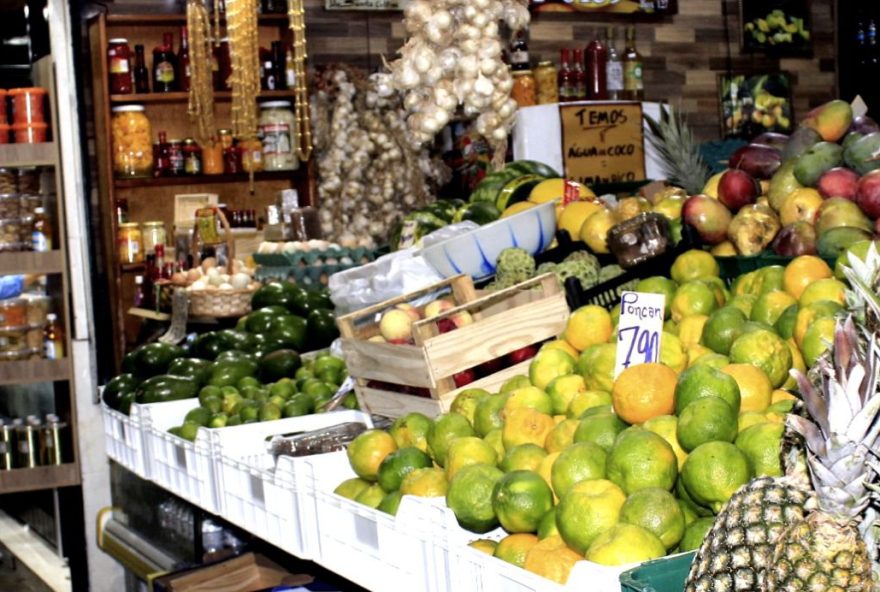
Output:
(622, 26), (644, 101)
(152, 32), (178, 93)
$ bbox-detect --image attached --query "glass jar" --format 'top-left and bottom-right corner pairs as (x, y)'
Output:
(168, 139), (184, 176)
(182, 138), (202, 175)
(240, 138), (263, 172)
(202, 137), (223, 175)
(535, 61), (559, 104)
(107, 39), (133, 95)
(258, 101), (298, 171)
(511, 70), (537, 108)
(111, 105), (153, 178)
(117, 222), (143, 263)
(142, 221), (166, 255)
(9, 88), (47, 125)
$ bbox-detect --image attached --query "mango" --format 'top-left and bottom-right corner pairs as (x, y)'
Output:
(817, 227), (873, 260)
(728, 203), (781, 256)
(802, 100), (853, 143)
(782, 127), (822, 162)
(767, 161), (802, 212)
(793, 142), (843, 187)
(842, 131), (864, 151)
(815, 197), (873, 235)
(843, 132), (880, 176)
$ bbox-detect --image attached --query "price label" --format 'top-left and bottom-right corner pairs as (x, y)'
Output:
(614, 291), (665, 378)
(397, 219), (419, 249)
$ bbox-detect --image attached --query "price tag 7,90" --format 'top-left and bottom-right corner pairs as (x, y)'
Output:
(614, 291), (666, 378)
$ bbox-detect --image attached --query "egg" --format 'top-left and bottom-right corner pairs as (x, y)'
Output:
(220, 274), (230, 284)
(258, 242), (277, 254)
(186, 269), (202, 282)
(201, 257), (217, 272)
(190, 279), (208, 291)
(230, 273), (251, 289)
(171, 272), (188, 284)
(218, 283), (234, 290)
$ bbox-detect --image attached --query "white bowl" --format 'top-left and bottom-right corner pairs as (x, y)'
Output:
(420, 201), (557, 280)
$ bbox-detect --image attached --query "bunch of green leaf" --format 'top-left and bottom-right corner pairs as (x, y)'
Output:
(644, 104), (711, 196)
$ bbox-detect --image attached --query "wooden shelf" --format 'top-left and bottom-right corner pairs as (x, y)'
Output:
(110, 89), (296, 105)
(120, 262), (146, 273)
(0, 142), (56, 167)
(0, 464), (81, 494)
(0, 358), (70, 386)
(106, 13), (289, 26)
(0, 250), (65, 275)
(114, 169), (303, 189)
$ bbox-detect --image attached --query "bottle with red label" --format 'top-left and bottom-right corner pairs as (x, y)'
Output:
(108, 39), (133, 94)
(152, 32), (178, 93)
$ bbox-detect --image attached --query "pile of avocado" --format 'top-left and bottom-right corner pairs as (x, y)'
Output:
(101, 282), (353, 438)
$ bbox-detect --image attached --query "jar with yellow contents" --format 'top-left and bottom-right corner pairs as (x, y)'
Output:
(511, 70), (537, 108)
(117, 222), (143, 263)
(111, 105), (153, 178)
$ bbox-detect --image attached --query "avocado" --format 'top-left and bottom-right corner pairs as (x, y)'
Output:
(252, 282), (302, 311)
(306, 309), (339, 351)
(192, 330), (256, 360)
(268, 315), (308, 351)
(259, 349), (303, 382)
(122, 342), (185, 380)
(167, 358), (214, 387)
(136, 375), (199, 404)
(215, 350), (256, 363)
(208, 359), (259, 388)
(184, 406), (212, 427)
(245, 307), (285, 334)
(102, 373), (140, 412)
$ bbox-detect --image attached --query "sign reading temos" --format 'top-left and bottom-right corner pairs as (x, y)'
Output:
(614, 290), (665, 378)
(559, 102), (646, 186)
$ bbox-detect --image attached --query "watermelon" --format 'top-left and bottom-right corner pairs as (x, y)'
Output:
(507, 159), (560, 178)
(495, 174), (544, 212)
(453, 201), (501, 225)
(469, 168), (522, 203)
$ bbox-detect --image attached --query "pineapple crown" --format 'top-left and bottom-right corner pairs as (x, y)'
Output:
(643, 104), (711, 196)
(787, 316), (880, 520)
(844, 243), (880, 330)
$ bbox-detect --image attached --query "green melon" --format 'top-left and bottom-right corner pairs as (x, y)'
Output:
(469, 169), (522, 204)
(506, 160), (560, 178)
(495, 174), (545, 212)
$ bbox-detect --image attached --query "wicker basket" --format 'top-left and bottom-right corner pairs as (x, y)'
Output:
(185, 207), (256, 318)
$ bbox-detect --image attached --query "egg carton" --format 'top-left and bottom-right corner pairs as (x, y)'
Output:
(255, 260), (365, 286)
(253, 244), (375, 269)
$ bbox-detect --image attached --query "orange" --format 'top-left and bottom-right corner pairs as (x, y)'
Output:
(793, 300), (843, 349)
(492, 470), (554, 533)
(388, 412), (432, 453)
(537, 451), (561, 498)
(450, 388), (490, 426)
(607, 428), (678, 494)
(711, 241), (737, 257)
(541, 339), (580, 360)
(585, 524), (666, 566)
(721, 363), (773, 413)
(501, 443), (548, 473)
(677, 315), (708, 349)
(642, 415), (688, 470)
(546, 374), (587, 415)
(427, 413), (475, 467)
(556, 478), (627, 554)
(729, 329), (793, 388)
(801, 316), (836, 366)
(469, 539), (498, 555)
(399, 467), (448, 497)
(783, 255), (832, 299)
(680, 441), (752, 513)
(537, 507), (559, 539)
(750, 291), (797, 327)
(671, 250), (720, 283)
(544, 418), (580, 453)
(529, 349), (577, 391)
(347, 429), (398, 481)
(502, 407), (556, 449)
(377, 446), (433, 492)
(523, 535), (584, 584)
(798, 278), (847, 307)
(771, 388), (797, 404)
(504, 386), (553, 416)
(494, 533), (540, 568)
(782, 339), (806, 390)
(618, 487), (686, 550)
(445, 437), (498, 481)
(334, 477), (371, 500)
(671, 281), (719, 323)
(550, 441), (608, 498)
(735, 422), (784, 478)
(573, 411), (629, 452)
(567, 390), (613, 419)
(577, 343), (617, 392)
(483, 428), (505, 463)
(612, 363), (677, 424)
(447, 463), (504, 532)
(563, 305), (614, 351)
(558, 200), (603, 240)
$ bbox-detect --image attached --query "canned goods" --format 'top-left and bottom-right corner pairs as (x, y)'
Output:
(0, 419), (14, 469)
(16, 419), (38, 468)
(41, 414), (66, 466)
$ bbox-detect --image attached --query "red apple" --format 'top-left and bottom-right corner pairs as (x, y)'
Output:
(424, 299), (453, 318)
(507, 345), (539, 365)
(453, 369), (476, 387)
(395, 303), (422, 321)
(477, 358), (504, 377)
(771, 222), (818, 256)
(728, 143), (783, 180)
(437, 318), (457, 334)
(752, 132), (790, 151)
(856, 170), (880, 219)
(817, 167), (860, 200)
(718, 169), (761, 212)
(682, 194), (734, 245)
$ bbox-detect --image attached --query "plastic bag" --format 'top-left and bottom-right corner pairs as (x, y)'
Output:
(328, 222), (479, 314)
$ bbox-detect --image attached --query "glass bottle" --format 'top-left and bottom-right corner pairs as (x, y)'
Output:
(606, 27), (624, 100)
(271, 41), (287, 90)
(585, 30), (608, 100)
(107, 39), (133, 95)
(155, 131), (171, 176)
(133, 275), (145, 308)
(31, 207), (51, 252)
(557, 48), (575, 103)
(623, 27), (644, 101)
(285, 47), (296, 89)
(572, 49), (587, 101)
(133, 45), (150, 94)
(115, 198), (129, 225)
(509, 29), (530, 72)
(203, 136), (224, 175)
(178, 27), (191, 92)
(44, 314), (64, 360)
(153, 32), (178, 92)
(261, 47), (275, 90)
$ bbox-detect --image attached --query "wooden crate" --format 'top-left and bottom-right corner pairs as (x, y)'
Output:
(337, 274), (569, 418)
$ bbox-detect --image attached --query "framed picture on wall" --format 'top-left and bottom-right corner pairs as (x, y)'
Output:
(718, 72), (794, 139)
(325, 0), (405, 9)
(740, 0), (812, 55)
(529, 0), (677, 14)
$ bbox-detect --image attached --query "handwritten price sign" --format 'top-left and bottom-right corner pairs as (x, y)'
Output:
(614, 291), (665, 378)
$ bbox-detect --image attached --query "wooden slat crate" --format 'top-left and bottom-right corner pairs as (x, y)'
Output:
(336, 274), (570, 418)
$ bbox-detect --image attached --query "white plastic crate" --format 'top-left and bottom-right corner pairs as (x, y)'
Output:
(214, 409), (373, 559)
(100, 399), (147, 478)
(292, 450), (444, 592)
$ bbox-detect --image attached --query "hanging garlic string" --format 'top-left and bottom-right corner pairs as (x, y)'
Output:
(288, 0), (313, 161)
(187, 0), (215, 145)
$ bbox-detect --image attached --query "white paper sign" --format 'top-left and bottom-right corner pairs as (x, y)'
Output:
(615, 291), (666, 378)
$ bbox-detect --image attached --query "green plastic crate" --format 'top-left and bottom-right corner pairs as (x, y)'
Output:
(619, 551), (695, 592)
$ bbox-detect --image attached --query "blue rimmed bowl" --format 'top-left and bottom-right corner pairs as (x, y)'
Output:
(420, 200), (557, 280)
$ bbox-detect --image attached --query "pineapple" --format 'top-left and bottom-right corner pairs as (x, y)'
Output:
(686, 317), (880, 591)
(643, 104), (711, 196)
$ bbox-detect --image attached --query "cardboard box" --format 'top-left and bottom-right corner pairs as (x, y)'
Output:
(155, 553), (312, 592)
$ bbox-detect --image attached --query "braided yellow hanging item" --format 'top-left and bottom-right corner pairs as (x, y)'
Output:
(287, 0), (312, 161)
(186, 0), (215, 144)
(225, 0), (260, 141)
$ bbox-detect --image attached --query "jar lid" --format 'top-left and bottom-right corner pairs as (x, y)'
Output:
(217, 128), (231, 134)
(537, 61), (554, 67)
(260, 101), (292, 108)
(512, 70), (533, 76)
(168, 138), (182, 144)
(143, 221), (164, 226)
(109, 38), (129, 44)
(0, 298), (26, 308)
(112, 105), (145, 112)
(183, 138), (198, 145)
(11, 122), (47, 130)
(119, 222), (140, 228)
(9, 87), (47, 97)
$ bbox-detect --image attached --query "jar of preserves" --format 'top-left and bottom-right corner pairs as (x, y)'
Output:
(107, 39), (133, 95)
(182, 138), (202, 175)
(9, 88), (47, 125)
(118, 222), (143, 263)
(258, 101), (298, 171)
(218, 129), (233, 150)
(142, 221), (166, 255)
(111, 105), (153, 177)
(240, 138), (263, 172)
(534, 61), (559, 104)
(202, 137), (223, 175)
(511, 70), (537, 108)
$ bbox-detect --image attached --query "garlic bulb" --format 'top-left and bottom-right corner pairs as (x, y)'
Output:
(387, 0), (530, 146)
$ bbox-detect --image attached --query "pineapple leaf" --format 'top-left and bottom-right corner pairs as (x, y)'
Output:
(787, 414), (826, 456)
(796, 370), (830, 435)
(642, 104), (710, 195)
